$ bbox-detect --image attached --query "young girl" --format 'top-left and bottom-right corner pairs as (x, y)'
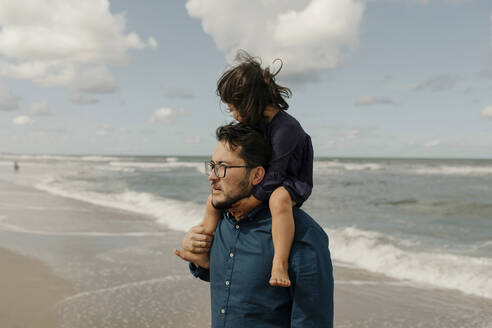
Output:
(203, 51), (313, 288)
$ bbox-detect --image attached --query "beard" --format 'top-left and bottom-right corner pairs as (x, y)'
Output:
(211, 178), (251, 210)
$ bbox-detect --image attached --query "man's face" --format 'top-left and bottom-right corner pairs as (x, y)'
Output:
(209, 141), (252, 210)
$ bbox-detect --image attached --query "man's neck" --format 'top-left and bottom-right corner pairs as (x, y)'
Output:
(228, 194), (264, 221)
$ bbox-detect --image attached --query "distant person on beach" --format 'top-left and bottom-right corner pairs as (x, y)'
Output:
(174, 123), (333, 327)
(201, 50), (314, 287)
(13, 161), (19, 172)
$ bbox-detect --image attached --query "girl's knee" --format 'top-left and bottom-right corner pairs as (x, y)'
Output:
(269, 187), (293, 211)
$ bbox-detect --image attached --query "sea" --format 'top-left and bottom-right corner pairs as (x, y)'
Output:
(1, 154), (491, 301)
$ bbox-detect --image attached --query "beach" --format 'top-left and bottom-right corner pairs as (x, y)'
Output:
(1, 157), (492, 327)
(0, 246), (73, 328)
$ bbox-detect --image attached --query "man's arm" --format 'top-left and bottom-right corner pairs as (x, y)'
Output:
(289, 235), (334, 328)
(174, 224), (213, 282)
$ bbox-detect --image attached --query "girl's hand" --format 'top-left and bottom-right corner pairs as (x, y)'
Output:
(230, 195), (262, 219)
(174, 224), (214, 269)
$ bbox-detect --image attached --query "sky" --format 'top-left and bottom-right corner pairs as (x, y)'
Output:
(0, 0), (491, 158)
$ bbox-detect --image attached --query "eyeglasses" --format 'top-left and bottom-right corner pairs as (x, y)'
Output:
(204, 161), (250, 178)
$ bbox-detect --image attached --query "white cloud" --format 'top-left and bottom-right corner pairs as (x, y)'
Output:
(424, 139), (441, 148)
(481, 106), (492, 119)
(0, 84), (21, 111)
(149, 107), (176, 123)
(71, 93), (99, 105)
(186, 0), (365, 80)
(0, 0), (156, 94)
(148, 37), (158, 49)
(12, 115), (33, 125)
(28, 101), (52, 116)
(355, 96), (396, 106)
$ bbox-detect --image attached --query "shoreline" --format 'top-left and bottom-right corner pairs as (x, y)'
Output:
(1, 178), (491, 327)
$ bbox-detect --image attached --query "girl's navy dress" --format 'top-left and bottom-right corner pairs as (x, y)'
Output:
(252, 110), (313, 206)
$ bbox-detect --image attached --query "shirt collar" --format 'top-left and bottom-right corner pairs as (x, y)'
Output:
(224, 204), (269, 223)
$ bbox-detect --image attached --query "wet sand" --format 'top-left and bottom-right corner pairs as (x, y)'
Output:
(0, 246), (74, 328)
(1, 179), (491, 327)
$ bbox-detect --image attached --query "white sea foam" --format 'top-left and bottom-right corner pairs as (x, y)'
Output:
(335, 280), (415, 287)
(108, 161), (203, 173)
(79, 156), (123, 162)
(58, 275), (190, 305)
(96, 165), (136, 173)
(0, 213), (166, 236)
(0, 160), (43, 167)
(412, 165), (492, 176)
(314, 161), (383, 173)
(0, 154), (79, 161)
(325, 226), (492, 299)
(0, 154), (123, 162)
(35, 178), (202, 232)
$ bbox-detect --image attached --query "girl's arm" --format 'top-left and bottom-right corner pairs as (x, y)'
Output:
(229, 194), (263, 219)
(202, 194), (221, 233)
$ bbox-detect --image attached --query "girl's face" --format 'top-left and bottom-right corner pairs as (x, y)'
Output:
(227, 104), (243, 122)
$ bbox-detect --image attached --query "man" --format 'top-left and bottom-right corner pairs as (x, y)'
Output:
(175, 123), (334, 327)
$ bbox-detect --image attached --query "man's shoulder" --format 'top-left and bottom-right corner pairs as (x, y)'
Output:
(292, 208), (328, 242)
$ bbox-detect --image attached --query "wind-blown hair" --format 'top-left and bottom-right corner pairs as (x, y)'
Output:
(217, 50), (292, 127)
(216, 122), (271, 169)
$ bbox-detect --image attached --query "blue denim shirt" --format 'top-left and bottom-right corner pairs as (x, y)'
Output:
(190, 205), (334, 328)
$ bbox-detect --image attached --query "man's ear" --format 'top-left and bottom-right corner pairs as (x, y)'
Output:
(250, 166), (265, 186)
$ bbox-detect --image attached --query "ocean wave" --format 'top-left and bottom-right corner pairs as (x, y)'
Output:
(108, 161), (204, 173)
(0, 154), (124, 162)
(0, 154), (75, 161)
(412, 165), (492, 176)
(325, 226), (492, 299)
(35, 178), (203, 232)
(314, 161), (383, 173)
(58, 275), (191, 305)
(0, 160), (43, 167)
(79, 156), (124, 162)
(96, 166), (137, 173)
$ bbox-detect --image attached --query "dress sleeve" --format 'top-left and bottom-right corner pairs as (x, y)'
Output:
(252, 122), (301, 202)
(189, 262), (210, 282)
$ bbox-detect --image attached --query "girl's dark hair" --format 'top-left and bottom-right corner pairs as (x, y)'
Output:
(216, 122), (271, 169)
(217, 50), (292, 127)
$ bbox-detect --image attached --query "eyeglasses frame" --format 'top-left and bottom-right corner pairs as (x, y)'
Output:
(205, 161), (251, 178)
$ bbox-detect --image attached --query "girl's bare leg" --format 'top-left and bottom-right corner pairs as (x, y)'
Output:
(269, 186), (295, 287)
(202, 194), (221, 234)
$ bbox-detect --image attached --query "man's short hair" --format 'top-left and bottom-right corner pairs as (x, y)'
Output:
(216, 122), (271, 169)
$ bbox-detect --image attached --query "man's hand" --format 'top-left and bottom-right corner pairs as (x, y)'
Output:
(174, 224), (214, 269)
(229, 195), (262, 219)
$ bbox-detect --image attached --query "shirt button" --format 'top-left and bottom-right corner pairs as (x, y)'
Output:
(225, 280), (230, 286)
(229, 252), (234, 258)
(235, 224), (240, 229)
(221, 309), (225, 314)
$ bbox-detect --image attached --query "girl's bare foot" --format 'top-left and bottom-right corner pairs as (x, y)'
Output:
(269, 258), (291, 287)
